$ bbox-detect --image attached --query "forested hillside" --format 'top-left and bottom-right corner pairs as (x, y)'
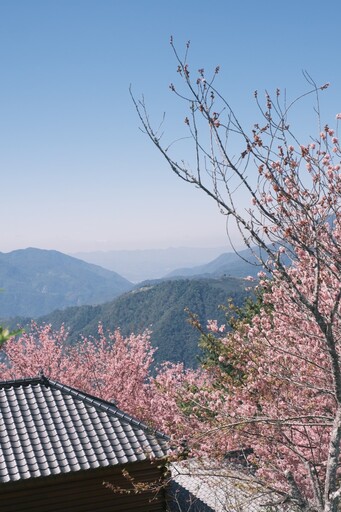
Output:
(25, 277), (252, 367)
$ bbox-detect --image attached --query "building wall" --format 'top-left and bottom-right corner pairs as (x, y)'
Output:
(0, 461), (166, 512)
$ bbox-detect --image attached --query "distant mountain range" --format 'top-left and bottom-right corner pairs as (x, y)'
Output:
(0, 248), (133, 318)
(166, 247), (265, 279)
(0, 245), (264, 321)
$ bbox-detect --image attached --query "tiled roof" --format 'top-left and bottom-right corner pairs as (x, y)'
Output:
(0, 375), (168, 483)
(171, 461), (288, 512)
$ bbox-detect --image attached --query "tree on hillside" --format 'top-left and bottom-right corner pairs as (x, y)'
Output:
(0, 326), (21, 345)
(131, 40), (341, 511)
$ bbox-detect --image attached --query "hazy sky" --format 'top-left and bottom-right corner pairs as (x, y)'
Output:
(1, 0), (340, 253)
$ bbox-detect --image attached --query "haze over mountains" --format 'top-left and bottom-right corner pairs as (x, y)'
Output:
(72, 246), (230, 282)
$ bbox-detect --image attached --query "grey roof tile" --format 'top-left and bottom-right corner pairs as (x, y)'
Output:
(171, 461), (291, 512)
(0, 375), (168, 483)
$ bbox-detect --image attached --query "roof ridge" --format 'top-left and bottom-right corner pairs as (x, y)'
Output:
(0, 376), (43, 388)
(42, 375), (170, 441)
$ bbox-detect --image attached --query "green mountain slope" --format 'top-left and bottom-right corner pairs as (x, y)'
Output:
(34, 277), (252, 368)
(0, 248), (133, 318)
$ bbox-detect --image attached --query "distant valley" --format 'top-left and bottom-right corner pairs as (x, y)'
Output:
(1, 246), (259, 367)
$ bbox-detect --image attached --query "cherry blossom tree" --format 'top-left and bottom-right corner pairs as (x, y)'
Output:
(0, 322), (207, 445)
(131, 39), (341, 511)
(0, 323), (158, 418)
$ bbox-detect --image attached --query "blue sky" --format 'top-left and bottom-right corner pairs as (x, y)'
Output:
(1, 0), (340, 253)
